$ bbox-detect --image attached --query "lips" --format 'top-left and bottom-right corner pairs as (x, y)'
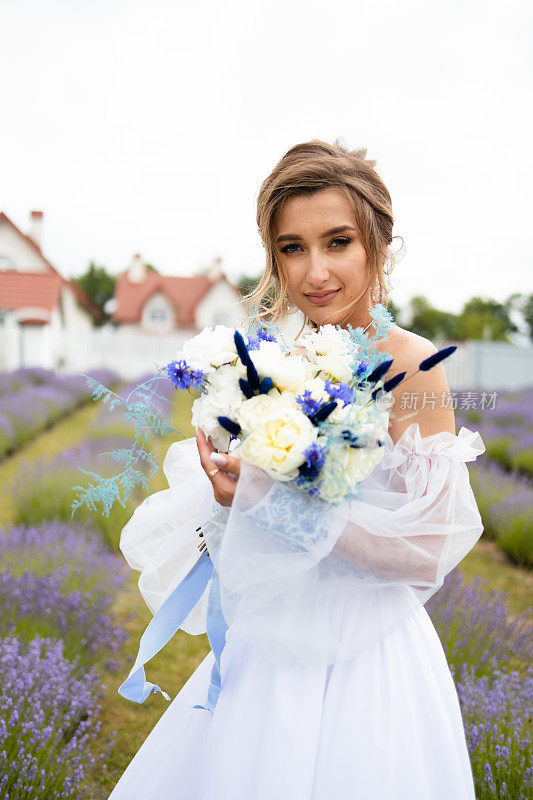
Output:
(305, 289), (340, 306)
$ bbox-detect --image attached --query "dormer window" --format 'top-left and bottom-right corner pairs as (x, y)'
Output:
(0, 255), (16, 271)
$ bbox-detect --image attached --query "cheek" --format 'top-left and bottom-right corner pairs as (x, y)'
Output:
(339, 250), (369, 291)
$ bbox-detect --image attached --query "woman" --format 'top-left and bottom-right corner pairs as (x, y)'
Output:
(109, 139), (485, 799)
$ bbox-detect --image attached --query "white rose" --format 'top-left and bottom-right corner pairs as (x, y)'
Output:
(181, 325), (245, 371)
(319, 438), (386, 503)
(298, 377), (330, 405)
(315, 353), (353, 383)
(191, 365), (246, 451)
(233, 398), (316, 480)
(207, 362), (246, 395)
(302, 324), (352, 356)
(249, 340), (307, 392)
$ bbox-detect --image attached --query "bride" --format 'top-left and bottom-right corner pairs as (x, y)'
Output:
(108, 139), (485, 799)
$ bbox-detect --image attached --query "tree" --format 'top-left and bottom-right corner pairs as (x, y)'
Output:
(511, 292), (533, 343)
(237, 274), (261, 297)
(73, 261), (116, 324)
(406, 295), (460, 340)
(385, 298), (402, 325)
(455, 296), (518, 342)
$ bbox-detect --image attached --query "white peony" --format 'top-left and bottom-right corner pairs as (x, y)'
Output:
(235, 391), (286, 436)
(249, 340), (308, 393)
(301, 324), (352, 358)
(233, 394), (316, 480)
(179, 325), (246, 372)
(315, 353), (353, 384)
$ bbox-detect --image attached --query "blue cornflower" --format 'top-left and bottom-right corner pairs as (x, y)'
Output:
(304, 441), (326, 470)
(325, 379), (354, 407)
(247, 328), (277, 350)
(296, 390), (321, 416)
(355, 359), (369, 377)
(166, 359), (206, 390)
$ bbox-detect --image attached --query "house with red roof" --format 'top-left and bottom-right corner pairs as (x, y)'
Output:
(0, 211), (101, 370)
(112, 254), (245, 334)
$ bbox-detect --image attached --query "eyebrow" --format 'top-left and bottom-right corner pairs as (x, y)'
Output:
(276, 225), (357, 244)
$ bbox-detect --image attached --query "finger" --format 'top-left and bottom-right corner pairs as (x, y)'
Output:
(209, 451), (241, 478)
(195, 428), (216, 472)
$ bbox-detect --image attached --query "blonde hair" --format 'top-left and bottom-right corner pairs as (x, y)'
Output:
(246, 138), (400, 333)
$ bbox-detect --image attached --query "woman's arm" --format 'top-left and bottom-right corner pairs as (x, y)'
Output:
(332, 339), (481, 587)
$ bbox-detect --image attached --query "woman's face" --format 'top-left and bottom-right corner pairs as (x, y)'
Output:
(274, 187), (372, 329)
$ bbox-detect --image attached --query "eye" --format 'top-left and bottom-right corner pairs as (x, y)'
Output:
(280, 237), (351, 255)
(280, 243), (301, 254)
(330, 237), (351, 248)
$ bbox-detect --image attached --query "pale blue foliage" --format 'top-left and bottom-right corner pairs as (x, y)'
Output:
(245, 304), (291, 352)
(71, 368), (180, 519)
(345, 302), (395, 376)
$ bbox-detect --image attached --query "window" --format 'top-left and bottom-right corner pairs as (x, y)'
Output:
(150, 308), (167, 322)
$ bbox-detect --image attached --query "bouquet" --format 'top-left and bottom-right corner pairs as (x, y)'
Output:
(165, 306), (456, 505)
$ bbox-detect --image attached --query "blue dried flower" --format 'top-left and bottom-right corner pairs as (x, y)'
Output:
(325, 379), (354, 407)
(248, 329), (277, 350)
(304, 441), (326, 470)
(296, 390), (321, 416)
(355, 359), (368, 376)
(166, 359), (206, 390)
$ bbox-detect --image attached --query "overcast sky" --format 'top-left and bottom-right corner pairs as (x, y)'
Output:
(2, 0), (531, 313)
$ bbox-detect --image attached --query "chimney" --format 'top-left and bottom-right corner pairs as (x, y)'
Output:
(207, 256), (223, 280)
(28, 210), (44, 250)
(128, 252), (147, 283)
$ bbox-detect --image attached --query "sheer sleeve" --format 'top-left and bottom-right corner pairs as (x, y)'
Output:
(118, 437), (229, 634)
(332, 424), (486, 588)
(203, 423), (486, 667)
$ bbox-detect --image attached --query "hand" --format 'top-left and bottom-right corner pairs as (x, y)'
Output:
(195, 428), (241, 507)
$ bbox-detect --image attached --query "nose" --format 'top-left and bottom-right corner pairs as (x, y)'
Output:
(306, 249), (330, 287)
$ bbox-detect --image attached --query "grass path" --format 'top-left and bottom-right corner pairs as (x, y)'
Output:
(0, 402), (101, 528)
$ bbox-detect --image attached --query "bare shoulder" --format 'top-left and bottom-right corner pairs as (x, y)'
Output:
(378, 325), (456, 440)
(377, 324), (438, 370)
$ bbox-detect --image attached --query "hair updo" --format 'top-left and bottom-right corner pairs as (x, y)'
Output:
(246, 138), (400, 331)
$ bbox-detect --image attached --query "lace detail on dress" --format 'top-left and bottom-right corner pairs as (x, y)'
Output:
(247, 481), (334, 552)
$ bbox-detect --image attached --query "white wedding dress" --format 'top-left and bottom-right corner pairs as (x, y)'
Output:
(108, 422), (485, 800)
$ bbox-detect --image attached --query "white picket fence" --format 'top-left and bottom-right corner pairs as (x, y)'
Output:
(1, 321), (532, 389)
(61, 327), (195, 380)
(435, 339), (533, 390)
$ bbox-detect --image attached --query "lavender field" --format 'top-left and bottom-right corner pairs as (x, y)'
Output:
(0, 367), (119, 460)
(0, 369), (531, 799)
(455, 385), (533, 568)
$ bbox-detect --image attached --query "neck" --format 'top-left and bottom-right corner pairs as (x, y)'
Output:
(336, 304), (375, 333)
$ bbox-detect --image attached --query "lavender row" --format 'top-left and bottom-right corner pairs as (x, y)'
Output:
(467, 460), (533, 568)
(426, 569), (533, 799)
(0, 367), (120, 460)
(11, 436), (143, 550)
(0, 520), (129, 797)
(455, 385), (533, 479)
(0, 635), (112, 799)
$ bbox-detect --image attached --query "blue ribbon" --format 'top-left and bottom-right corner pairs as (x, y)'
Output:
(118, 549), (227, 712)
(193, 566), (228, 713)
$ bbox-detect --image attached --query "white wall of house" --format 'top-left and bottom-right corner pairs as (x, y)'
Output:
(59, 285), (95, 334)
(0, 223), (49, 272)
(141, 291), (176, 332)
(196, 282), (246, 329)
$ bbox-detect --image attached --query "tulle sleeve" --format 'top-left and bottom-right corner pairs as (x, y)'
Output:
(204, 423), (486, 667)
(118, 437), (229, 634)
